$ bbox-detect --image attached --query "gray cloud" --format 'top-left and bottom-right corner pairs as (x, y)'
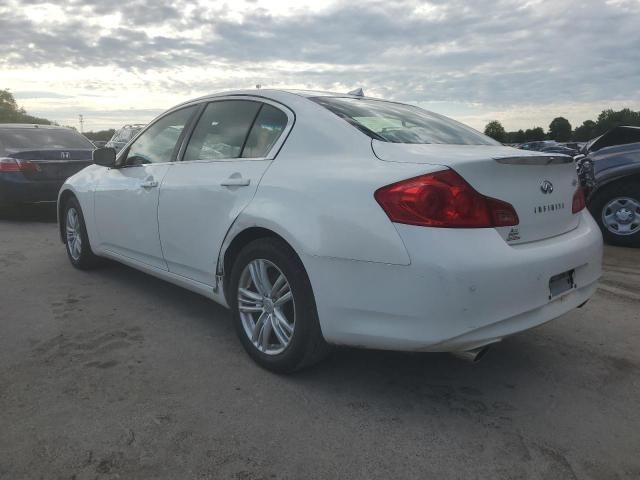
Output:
(2, 0), (639, 110)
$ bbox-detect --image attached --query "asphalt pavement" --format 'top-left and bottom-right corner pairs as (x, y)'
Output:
(1, 206), (639, 479)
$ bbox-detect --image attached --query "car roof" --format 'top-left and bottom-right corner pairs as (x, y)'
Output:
(173, 88), (375, 110)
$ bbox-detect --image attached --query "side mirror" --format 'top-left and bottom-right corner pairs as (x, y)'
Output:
(93, 147), (117, 167)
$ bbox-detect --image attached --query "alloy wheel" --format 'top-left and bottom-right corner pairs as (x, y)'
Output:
(237, 259), (295, 355)
(66, 207), (82, 260)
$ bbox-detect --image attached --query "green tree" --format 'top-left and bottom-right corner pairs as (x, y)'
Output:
(484, 120), (507, 143)
(548, 117), (572, 142)
(572, 120), (597, 141)
(524, 127), (546, 142)
(0, 88), (53, 125)
(595, 108), (640, 135)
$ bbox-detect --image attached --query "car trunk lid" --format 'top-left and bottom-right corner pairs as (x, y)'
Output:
(372, 141), (581, 244)
(7, 149), (93, 181)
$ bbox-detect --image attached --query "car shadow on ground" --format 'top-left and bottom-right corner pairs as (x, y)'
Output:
(0, 204), (57, 223)
(92, 257), (576, 409)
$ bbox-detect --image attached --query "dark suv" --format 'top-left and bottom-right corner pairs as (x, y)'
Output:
(105, 124), (145, 153)
(576, 126), (640, 247)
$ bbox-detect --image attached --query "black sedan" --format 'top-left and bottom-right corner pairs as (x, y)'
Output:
(577, 126), (640, 247)
(0, 124), (94, 210)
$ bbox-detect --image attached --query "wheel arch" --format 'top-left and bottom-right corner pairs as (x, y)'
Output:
(589, 171), (640, 202)
(220, 225), (304, 306)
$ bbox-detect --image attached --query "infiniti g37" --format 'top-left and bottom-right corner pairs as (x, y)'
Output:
(57, 90), (603, 372)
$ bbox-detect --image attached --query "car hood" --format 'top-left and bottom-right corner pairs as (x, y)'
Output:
(584, 126), (640, 153)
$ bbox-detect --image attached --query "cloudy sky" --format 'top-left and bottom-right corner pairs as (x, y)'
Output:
(1, 0), (639, 132)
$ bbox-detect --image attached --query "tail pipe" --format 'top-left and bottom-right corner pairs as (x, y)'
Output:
(451, 346), (490, 363)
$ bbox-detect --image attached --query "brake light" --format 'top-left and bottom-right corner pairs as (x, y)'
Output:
(374, 169), (519, 228)
(0, 158), (39, 173)
(572, 187), (586, 214)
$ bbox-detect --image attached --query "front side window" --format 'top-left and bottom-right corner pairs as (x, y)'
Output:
(311, 97), (498, 146)
(183, 101), (262, 161)
(124, 106), (197, 165)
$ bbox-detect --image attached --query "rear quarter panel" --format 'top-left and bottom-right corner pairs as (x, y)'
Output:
(227, 99), (440, 266)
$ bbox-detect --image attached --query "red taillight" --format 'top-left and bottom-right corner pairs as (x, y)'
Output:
(572, 187), (586, 214)
(374, 169), (519, 228)
(0, 158), (39, 173)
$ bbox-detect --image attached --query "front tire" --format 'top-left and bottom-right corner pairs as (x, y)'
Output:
(63, 197), (102, 269)
(229, 238), (329, 373)
(589, 180), (640, 247)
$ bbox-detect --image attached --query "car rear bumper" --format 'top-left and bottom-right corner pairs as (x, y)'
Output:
(0, 174), (63, 204)
(304, 210), (603, 352)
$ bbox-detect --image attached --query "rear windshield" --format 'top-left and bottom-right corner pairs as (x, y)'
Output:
(311, 97), (498, 146)
(0, 128), (94, 155)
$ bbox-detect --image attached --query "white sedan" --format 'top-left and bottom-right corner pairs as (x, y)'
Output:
(58, 89), (603, 372)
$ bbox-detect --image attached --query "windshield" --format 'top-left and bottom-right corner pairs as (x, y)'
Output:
(311, 97), (498, 145)
(0, 128), (94, 156)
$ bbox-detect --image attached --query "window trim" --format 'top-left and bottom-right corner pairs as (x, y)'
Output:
(115, 104), (201, 168)
(176, 96), (295, 164)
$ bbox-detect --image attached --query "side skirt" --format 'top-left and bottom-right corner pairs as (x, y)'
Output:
(100, 249), (230, 308)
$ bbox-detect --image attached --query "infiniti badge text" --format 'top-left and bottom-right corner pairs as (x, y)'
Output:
(534, 202), (565, 214)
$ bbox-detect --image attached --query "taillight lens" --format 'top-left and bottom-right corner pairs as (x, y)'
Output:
(572, 187), (586, 214)
(374, 169), (519, 228)
(0, 158), (39, 173)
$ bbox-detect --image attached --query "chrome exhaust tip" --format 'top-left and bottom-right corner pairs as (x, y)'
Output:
(451, 346), (490, 363)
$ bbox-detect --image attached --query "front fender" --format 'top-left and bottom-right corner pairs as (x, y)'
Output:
(56, 164), (103, 245)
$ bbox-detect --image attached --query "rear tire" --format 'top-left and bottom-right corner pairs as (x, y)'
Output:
(228, 237), (329, 373)
(589, 180), (640, 247)
(63, 197), (102, 269)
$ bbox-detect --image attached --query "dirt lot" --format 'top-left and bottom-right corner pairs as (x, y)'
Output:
(1, 207), (639, 479)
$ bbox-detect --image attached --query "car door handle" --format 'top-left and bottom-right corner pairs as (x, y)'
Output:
(221, 178), (250, 187)
(140, 180), (159, 189)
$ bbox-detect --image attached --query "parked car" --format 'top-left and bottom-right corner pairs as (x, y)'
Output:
(0, 124), (95, 210)
(518, 140), (557, 151)
(561, 142), (585, 152)
(105, 124), (145, 153)
(519, 140), (578, 156)
(576, 125), (640, 247)
(540, 144), (579, 156)
(57, 90), (602, 372)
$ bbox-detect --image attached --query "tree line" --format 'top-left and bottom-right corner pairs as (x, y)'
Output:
(484, 108), (640, 144)
(0, 89), (54, 125)
(1, 88), (114, 141)
(4, 87), (639, 146)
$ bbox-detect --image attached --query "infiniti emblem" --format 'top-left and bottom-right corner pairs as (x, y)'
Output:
(540, 180), (554, 194)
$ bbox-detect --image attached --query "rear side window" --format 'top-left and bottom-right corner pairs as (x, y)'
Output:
(242, 104), (288, 158)
(0, 128), (95, 156)
(311, 97), (497, 146)
(184, 101), (261, 161)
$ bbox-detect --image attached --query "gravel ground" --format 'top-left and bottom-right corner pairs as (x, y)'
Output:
(1, 206), (639, 479)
